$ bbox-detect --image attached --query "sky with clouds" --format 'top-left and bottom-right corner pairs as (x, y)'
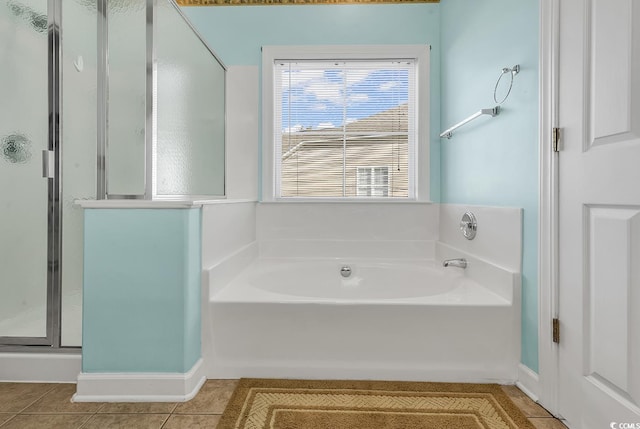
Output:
(278, 62), (410, 133)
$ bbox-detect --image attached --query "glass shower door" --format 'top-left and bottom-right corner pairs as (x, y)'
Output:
(0, 0), (51, 344)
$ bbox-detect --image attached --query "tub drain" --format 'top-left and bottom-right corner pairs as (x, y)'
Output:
(340, 266), (352, 278)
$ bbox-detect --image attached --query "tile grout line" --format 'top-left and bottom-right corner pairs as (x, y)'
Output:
(76, 404), (103, 429)
(0, 414), (17, 429)
(159, 413), (172, 429)
(77, 412), (94, 429)
(159, 401), (180, 428)
(13, 384), (59, 415)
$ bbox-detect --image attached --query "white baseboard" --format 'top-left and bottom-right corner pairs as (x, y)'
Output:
(73, 358), (206, 402)
(0, 353), (81, 383)
(516, 363), (540, 402)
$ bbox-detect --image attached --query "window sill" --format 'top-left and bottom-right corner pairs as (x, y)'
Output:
(261, 198), (433, 204)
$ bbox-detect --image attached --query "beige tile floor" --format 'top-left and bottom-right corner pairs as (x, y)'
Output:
(0, 380), (567, 428)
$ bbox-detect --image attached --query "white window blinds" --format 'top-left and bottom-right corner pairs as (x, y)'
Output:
(274, 59), (416, 198)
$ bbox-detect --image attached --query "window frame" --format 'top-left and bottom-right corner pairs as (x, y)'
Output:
(262, 45), (430, 202)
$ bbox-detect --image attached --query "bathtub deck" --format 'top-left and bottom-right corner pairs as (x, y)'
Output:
(212, 279), (511, 306)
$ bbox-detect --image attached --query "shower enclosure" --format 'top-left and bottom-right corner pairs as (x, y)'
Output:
(0, 0), (225, 350)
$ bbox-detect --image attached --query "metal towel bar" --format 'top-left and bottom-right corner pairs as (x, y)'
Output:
(439, 106), (500, 139)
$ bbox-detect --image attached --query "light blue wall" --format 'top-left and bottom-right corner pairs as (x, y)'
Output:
(183, 4), (442, 201)
(83, 208), (201, 373)
(440, 0), (539, 371)
(183, 209), (202, 369)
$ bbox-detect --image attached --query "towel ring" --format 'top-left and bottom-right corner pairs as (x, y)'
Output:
(493, 64), (520, 105)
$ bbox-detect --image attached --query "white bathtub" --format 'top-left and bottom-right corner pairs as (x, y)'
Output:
(206, 255), (521, 383)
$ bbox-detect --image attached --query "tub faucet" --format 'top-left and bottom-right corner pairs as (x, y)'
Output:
(442, 258), (467, 269)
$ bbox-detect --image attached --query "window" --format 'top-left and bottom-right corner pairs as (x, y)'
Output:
(262, 45), (430, 201)
(357, 167), (390, 197)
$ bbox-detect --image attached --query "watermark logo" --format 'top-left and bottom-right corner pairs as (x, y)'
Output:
(610, 423), (640, 429)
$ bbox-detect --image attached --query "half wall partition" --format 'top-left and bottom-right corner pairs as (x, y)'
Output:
(75, 0), (225, 396)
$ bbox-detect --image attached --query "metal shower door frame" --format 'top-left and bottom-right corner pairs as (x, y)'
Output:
(99, 0), (227, 201)
(0, 0), (64, 350)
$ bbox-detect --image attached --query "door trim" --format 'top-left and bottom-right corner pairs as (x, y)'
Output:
(537, 0), (561, 416)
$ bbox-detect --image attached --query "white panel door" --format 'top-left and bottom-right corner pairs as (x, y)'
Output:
(558, 0), (640, 427)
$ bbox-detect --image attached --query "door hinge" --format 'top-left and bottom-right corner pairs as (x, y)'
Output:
(552, 127), (561, 152)
(552, 318), (560, 343)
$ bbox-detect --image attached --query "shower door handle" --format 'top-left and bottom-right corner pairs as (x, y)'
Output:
(42, 150), (55, 178)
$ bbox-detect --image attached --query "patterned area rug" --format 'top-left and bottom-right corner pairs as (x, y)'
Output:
(217, 379), (536, 429)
